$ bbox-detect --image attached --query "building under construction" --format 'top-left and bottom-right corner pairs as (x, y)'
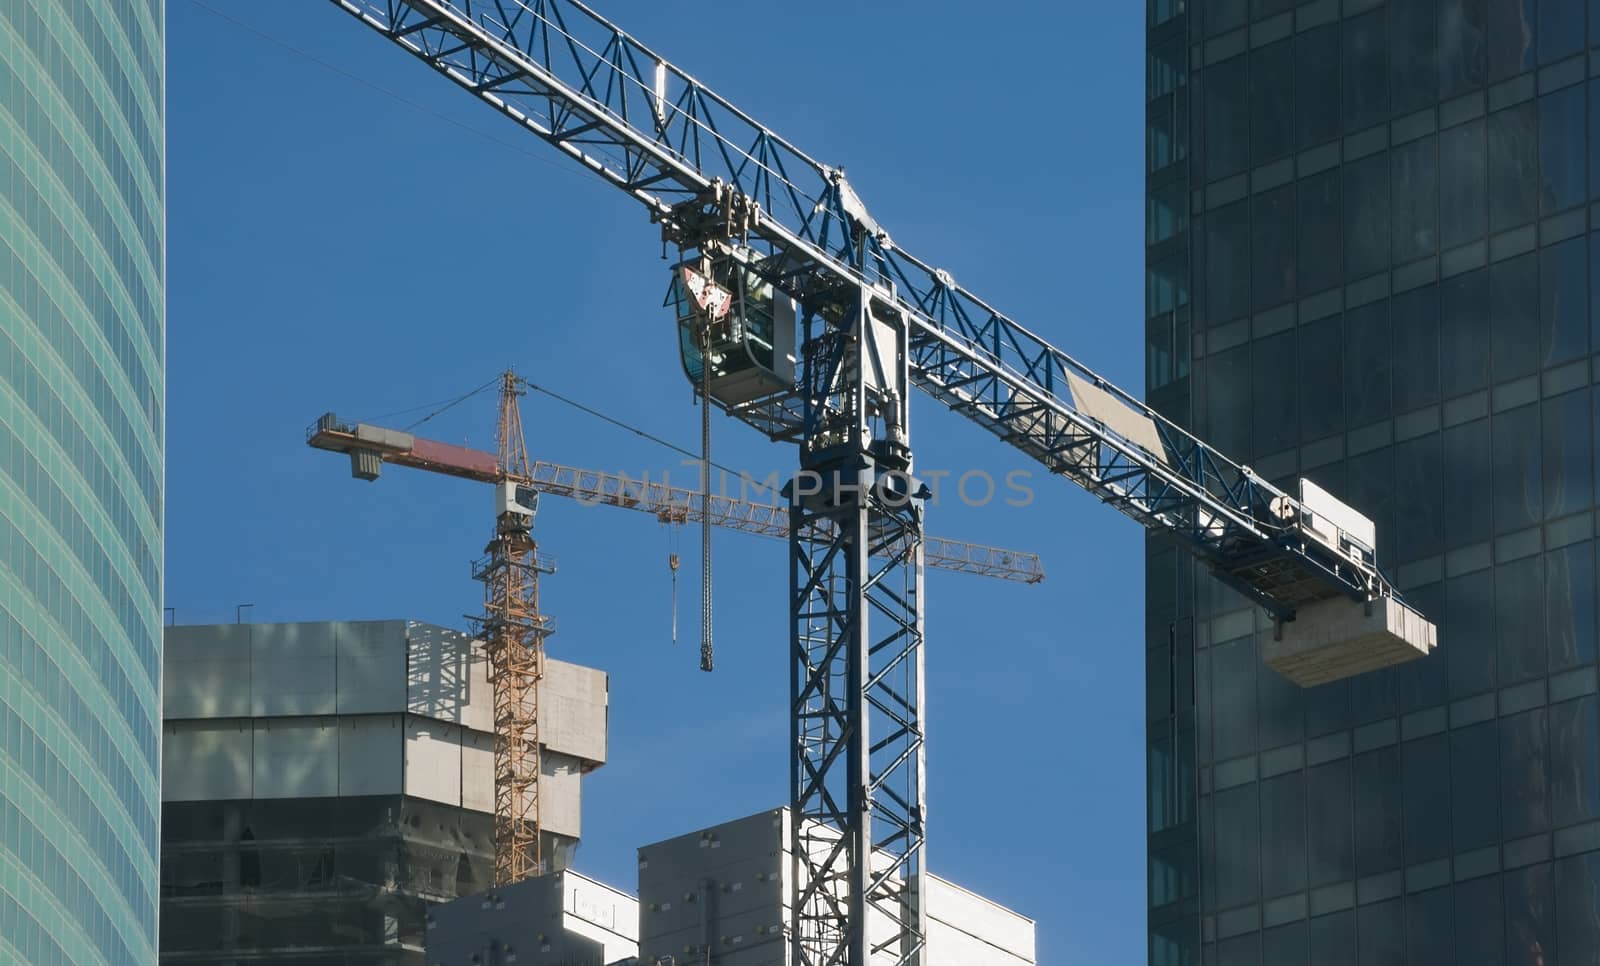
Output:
(157, 620), (608, 964)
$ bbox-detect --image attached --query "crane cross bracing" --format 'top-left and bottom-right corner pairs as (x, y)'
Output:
(314, 3), (1437, 963)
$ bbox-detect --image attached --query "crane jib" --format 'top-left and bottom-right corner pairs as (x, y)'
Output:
(325, 0), (1408, 620)
(324, 0), (1436, 666)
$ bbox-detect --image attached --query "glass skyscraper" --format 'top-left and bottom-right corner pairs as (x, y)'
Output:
(1147, 1), (1600, 962)
(0, 1), (164, 963)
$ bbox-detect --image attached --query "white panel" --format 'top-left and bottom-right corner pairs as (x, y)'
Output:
(253, 719), (338, 799)
(162, 721), (252, 801)
(406, 622), (475, 725)
(337, 716), (403, 796)
(336, 621), (406, 714)
(565, 870), (641, 943)
(460, 728), (495, 814)
(1065, 369), (1168, 463)
(539, 659), (608, 764)
(538, 752), (583, 838)
(927, 874), (1036, 963)
(250, 623), (337, 716)
(927, 918), (1033, 966)
(163, 625), (251, 719)
(1300, 477), (1377, 550)
(404, 715), (462, 806)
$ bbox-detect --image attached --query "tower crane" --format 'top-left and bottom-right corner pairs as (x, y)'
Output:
(306, 372), (1043, 886)
(314, 3), (1439, 962)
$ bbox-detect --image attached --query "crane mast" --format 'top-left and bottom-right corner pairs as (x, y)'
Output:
(317, 2), (1438, 963)
(474, 373), (552, 884)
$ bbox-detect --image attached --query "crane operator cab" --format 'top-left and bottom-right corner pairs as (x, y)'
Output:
(669, 246), (797, 406)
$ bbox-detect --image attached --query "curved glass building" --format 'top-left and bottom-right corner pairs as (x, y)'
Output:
(0, 1), (163, 963)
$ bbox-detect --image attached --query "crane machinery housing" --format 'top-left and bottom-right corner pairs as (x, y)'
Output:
(307, 371), (1042, 887)
(313, 2), (1439, 964)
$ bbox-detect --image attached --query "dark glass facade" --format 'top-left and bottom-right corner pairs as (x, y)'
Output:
(0, 2), (164, 964)
(1147, 1), (1600, 962)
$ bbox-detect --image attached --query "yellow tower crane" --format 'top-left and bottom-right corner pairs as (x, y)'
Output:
(306, 370), (1043, 884)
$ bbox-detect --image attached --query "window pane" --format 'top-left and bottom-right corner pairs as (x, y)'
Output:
(1151, 842), (1198, 907)
(1206, 0), (1247, 37)
(1150, 37), (1186, 100)
(1395, 434), (1443, 560)
(1442, 419), (1492, 551)
(1299, 169), (1343, 295)
(1504, 864), (1554, 966)
(1441, 267), (1490, 396)
(1251, 40), (1295, 164)
(1345, 300), (1392, 426)
(1358, 899), (1404, 966)
(1345, 11), (1390, 132)
(1354, 748), (1403, 876)
(1543, 388), (1592, 519)
(1546, 541), (1597, 672)
(1308, 910), (1355, 966)
(1392, 283), (1440, 411)
(1212, 636), (1258, 760)
(1217, 934), (1261, 965)
(1263, 921), (1306, 966)
(1205, 346), (1251, 460)
(1254, 332), (1296, 453)
(1499, 708), (1550, 838)
(1440, 119), (1488, 247)
(1456, 875), (1508, 966)
(1446, 567), (1496, 696)
(1488, 103), (1539, 232)
(1204, 57), (1249, 182)
(1440, 0), (1489, 98)
(1452, 721), (1501, 850)
(1393, 136), (1439, 264)
(1498, 555), (1548, 686)
(1214, 783), (1260, 908)
(1149, 179), (1187, 245)
(1541, 235), (1588, 367)
(1309, 759), (1354, 886)
(1539, 84), (1586, 214)
(1491, 253), (1539, 381)
(1298, 25), (1342, 149)
(1402, 734), (1452, 863)
(1493, 403), (1542, 532)
(1406, 888), (1455, 964)
(1345, 152), (1391, 279)
(1489, 0), (1538, 80)
(1538, 0), (1583, 62)
(1206, 203), (1250, 324)
(1253, 186), (1296, 310)
(1551, 694), (1600, 826)
(1392, 0), (1438, 115)
(1300, 315), (1345, 442)
(1262, 772), (1305, 897)
(1556, 854), (1600, 959)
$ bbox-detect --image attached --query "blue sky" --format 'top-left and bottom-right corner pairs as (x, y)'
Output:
(165, 1), (1146, 960)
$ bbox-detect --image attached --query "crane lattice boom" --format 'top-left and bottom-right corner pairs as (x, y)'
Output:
(306, 413), (1045, 584)
(325, 0), (1416, 625)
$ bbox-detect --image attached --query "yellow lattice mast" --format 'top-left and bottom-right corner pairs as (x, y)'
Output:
(471, 371), (552, 884)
